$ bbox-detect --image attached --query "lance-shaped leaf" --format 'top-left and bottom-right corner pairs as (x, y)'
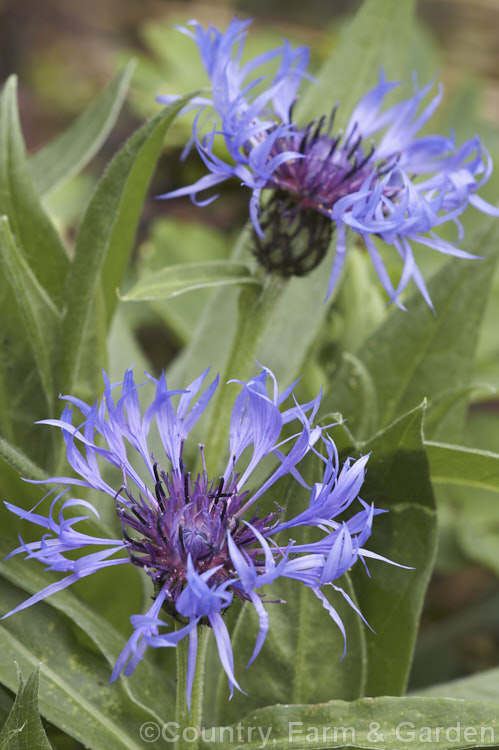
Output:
(0, 217), (60, 411)
(121, 260), (261, 301)
(0, 77), (68, 305)
(0, 667), (53, 750)
(348, 405), (437, 696)
(201, 697), (499, 750)
(30, 62), (135, 198)
(59, 97), (189, 395)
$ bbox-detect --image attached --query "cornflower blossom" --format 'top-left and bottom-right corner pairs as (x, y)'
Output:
(3, 366), (398, 707)
(158, 18), (499, 307)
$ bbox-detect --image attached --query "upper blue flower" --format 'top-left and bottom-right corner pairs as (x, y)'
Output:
(158, 18), (499, 308)
(3, 366), (400, 707)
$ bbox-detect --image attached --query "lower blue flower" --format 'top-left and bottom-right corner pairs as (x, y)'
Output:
(2, 366), (402, 707)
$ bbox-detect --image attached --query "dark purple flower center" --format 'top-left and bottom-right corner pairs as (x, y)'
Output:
(114, 452), (279, 619)
(251, 110), (377, 277)
(274, 116), (375, 211)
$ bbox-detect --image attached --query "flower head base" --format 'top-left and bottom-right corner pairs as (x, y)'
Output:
(158, 19), (499, 307)
(252, 190), (334, 276)
(3, 366), (401, 707)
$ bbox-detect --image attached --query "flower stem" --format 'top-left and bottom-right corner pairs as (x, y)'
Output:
(175, 624), (210, 750)
(205, 273), (286, 475)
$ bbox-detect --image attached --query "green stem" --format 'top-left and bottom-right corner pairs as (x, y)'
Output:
(205, 274), (287, 475)
(175, 623), (210, 750)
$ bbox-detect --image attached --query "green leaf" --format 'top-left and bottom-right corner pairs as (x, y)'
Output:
(0, 686), (14, 737)
(298, 0), (416, 124)
(30, 62), (135, 197)
(0, 667), (53, 750)
(0, 217), (60, 411)
(121, 261), (261, 301)
(329, 352), (379, 440)
(0, 77), (69, 305)
(323, 220), (499, 441)
(426, 441), (499, 493)
(202, 697), (499, 750)
(73, 283), (109, 399)
(0, 271), (57, 472)
(59, 97), (188, 395)
(417, 667), (499, 702)
(349, 406), (437, 696)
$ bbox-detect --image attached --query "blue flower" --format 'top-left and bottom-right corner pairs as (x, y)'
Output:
(3, 366), (399, 707)
(158, 19), (499, 307)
